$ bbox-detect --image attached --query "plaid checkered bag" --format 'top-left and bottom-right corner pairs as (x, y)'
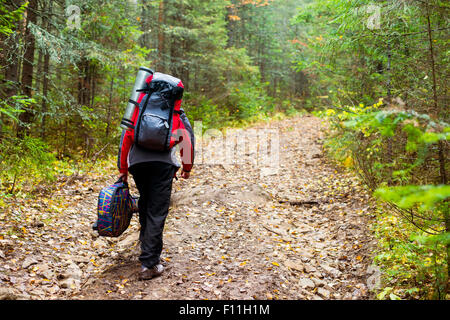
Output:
(94, 179), (138, 237)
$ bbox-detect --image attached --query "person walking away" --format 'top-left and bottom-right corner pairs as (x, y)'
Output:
(117, 74), (195, 280)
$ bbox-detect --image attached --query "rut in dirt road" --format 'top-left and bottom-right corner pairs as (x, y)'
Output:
(78, 115), (376, 300)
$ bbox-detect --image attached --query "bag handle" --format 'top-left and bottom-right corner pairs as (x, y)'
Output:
(115, 177), (129, 186)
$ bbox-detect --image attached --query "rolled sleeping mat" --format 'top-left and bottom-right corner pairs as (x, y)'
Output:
(120, 67), (154, 130)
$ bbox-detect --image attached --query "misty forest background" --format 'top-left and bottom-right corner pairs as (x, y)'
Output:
(0, 0), (449, 299)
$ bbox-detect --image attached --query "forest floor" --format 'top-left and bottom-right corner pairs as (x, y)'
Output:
(0, 115), (378, 300)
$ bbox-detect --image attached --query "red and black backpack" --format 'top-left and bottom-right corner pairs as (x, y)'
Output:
(133, 72), (185, 152)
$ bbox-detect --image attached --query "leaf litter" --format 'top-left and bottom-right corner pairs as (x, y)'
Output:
(0, 115), (376, 300)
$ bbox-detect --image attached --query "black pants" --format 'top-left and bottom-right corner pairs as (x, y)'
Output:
(129, 161), (176, 268)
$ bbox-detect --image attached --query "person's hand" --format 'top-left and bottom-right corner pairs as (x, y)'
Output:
(180, 169), (190, 179)
(119, 172), (128, 183)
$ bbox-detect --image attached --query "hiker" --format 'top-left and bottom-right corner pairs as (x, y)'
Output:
(117, 72), (195, 280)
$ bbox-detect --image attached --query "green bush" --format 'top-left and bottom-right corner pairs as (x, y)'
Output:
(321, 99), (450, 299)
(226, 80), (274, 122)
(184, 79), (277, 131)
(184, 93), (232, 131)
(0, 136), (57, 194)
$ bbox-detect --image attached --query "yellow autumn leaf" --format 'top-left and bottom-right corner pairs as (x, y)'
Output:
(272, 262), (280, 267)
(90, 259), (99, 267)
(343, 156), (353, 168)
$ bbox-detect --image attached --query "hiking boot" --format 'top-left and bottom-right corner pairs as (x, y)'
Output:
(139, 264), (164, 280)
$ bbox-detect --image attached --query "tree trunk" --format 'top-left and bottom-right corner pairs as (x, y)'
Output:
(140, 0), (149, 53)
(17, 0), (38, 138)
(78, 59), (91, 106)
(41, 0), (52, 139)
(2, 53), (20, 99)
(386, 42), (392, 101)
(157, 0), (165, 72)
(35, 50), (43, 93)
(181, 3), (190, 88)
(425, 4), (446, 184)
(90, 63), (96, 107)
(105, 78), (114, 138)
(0, 32), (19, 140)
(426, 3), (448, 299)
(62, 119), (68, 158)
(1, 0), (22, 100)
(41, 52), (50, 138)
(426, 5), (438, 115)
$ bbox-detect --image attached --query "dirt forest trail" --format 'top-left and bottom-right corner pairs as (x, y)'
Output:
(0, 115), (377, 300)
